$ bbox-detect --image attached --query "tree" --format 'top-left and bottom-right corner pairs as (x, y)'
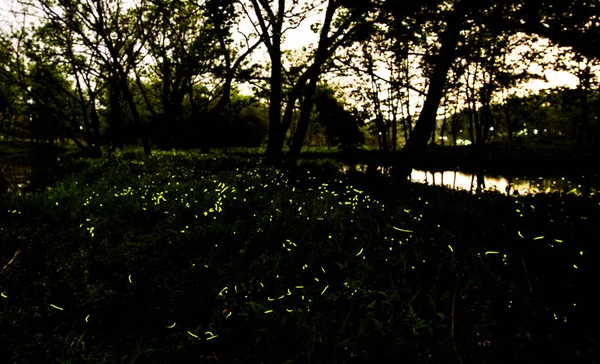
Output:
(18, 0), (159, 155)
(389, 0), (478, 179)
(313, 84), (365, 150)
(136, 0), (262, 152)
(245, 0), (376, 160)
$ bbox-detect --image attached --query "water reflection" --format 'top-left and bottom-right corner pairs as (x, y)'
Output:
(1, 156), (68, 194)
(339, 164), (597, 196)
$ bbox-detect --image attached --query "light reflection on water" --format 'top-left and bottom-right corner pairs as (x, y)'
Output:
(339, 165), (597, 196)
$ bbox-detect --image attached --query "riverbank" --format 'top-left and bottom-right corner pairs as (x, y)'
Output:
(3, 139), (598, 178)
(222, 143), (599, 177)
(1, 151), (598, 363)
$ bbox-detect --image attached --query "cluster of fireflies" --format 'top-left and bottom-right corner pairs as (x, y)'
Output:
(0, 155), (595, 353)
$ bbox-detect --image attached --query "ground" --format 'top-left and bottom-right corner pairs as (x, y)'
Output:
(0, 146), (599, 363)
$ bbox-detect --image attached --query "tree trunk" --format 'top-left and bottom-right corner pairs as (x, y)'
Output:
(265, 61), (283, 159)
(578, 66), (591, 146)
(392, 105), (398, 151)
(505, 101), (513, 144)
(441, 111), (447, 147)
(89, 97), (102, 157)
(119, 69), (151, 156)
(265, 46), (284, 160)
(393, 3), (465, 180)
(289, 74), (319, 158)
(451, 113), (458, 147)
(109, 74), (123, 154)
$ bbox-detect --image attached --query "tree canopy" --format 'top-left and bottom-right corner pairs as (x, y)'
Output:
(0, 0), (597, 169)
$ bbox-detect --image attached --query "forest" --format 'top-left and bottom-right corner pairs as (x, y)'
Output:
(0, 0), (599, 363)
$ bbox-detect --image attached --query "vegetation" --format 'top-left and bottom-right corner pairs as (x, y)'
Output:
(0, 0), (598, 168)
(1, 1), (599, 362)
(1, 150), (599, 363)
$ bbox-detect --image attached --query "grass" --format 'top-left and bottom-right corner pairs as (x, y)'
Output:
(1, 149), (599, 363)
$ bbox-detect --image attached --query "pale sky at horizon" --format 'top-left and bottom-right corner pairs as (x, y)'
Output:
(0, 0), (593, 116)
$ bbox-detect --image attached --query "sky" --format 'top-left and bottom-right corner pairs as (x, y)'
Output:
(0, 0), (592, 115)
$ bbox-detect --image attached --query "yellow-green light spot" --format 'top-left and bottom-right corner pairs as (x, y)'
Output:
(321, 267), (326, 274)
(1, 292), (7, 298)
(50, 304), (64, 311)
(448, 245), (453, 252)
(392, 226), (413, 233)
(555, 239), (563, 243)
(356, 248), (364, 257)
(485, 251), (500, 255)
(218, 287), (228, 296)
(264, 310), (273, 314)
(226, 312), (232, 319)
(187, 331), (200, 339)
(268, 295), (284, 301)
(286, 308), (293, 313)
(166, 322), (176, 328)
(518, 231), (524, 238)
(573, 264), (578, 269)
(128, 275), (132, 284)
(321, 285), (329, 295)
(85, 314), (90, 322)
(295, 286), (304, 289)
(534, 236), (544, 240)
(580, 251), (583, 256)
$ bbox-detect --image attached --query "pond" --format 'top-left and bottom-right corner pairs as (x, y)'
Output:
(2, 155), (597, 197)
(0, 156), (71, 194)
(340, 165), (598, 197)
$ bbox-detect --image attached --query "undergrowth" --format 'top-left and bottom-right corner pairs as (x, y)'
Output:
(0, 150), (598, 363)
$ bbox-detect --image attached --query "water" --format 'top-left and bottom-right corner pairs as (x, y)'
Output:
(340, 165), (597, 197)
(1, 156), (69, 194)
(3, 156), (596, 197)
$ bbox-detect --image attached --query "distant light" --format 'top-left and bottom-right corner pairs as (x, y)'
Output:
(534, 129), (538, 135)
(544, 129), (547, 132)
(378, 132), (382, 135)
(489, 126), (494, 131)
(80, 126), (83, 130)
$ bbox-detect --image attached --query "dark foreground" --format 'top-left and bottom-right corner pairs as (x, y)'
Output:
(0, 150), (598, 363)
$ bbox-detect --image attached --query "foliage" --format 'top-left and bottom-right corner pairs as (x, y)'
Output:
(0, 151), (599, 363)
(313, 85), (365, 150)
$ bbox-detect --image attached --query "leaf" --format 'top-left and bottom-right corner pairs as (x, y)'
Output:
(357, 314), (371, 338)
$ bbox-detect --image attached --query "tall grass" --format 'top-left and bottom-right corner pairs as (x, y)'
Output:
(1, 150), (598, 363)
